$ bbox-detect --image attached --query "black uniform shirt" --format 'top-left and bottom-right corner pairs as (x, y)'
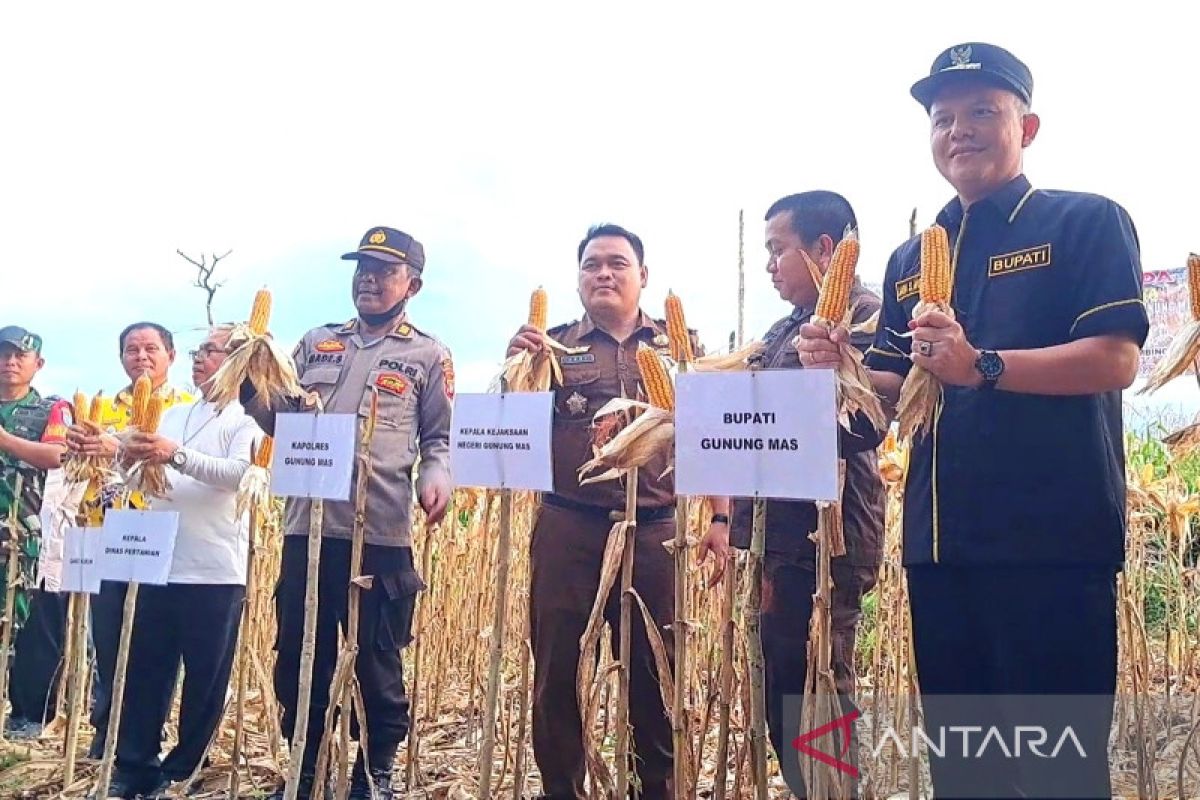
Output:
(864, 174), (1149, 567)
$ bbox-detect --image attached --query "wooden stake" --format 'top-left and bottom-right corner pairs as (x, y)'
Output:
(615, 466), (640, 799)
(284, 498), (324, 800)
(479, 487), (514, 798)
(672, 379), (691, 798)
(745, 496), (768, 800)
(62, 591), (90, 785)
(338, 391), (378, 798)
(94, 581), (139, 800)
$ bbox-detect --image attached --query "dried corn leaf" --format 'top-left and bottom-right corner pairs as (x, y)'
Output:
(1140, 320), (1200, 394)
(207, 323), (304, 411)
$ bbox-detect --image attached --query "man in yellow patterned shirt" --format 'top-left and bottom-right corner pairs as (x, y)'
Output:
(65, 321), (192, 759)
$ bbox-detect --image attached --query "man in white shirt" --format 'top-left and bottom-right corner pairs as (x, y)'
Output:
(106, 325), (262, 799)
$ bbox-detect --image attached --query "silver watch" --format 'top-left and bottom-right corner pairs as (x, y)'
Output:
(169, 448), (187, 470)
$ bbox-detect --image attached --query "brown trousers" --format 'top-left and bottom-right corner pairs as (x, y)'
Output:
(530, 503), (675, 800)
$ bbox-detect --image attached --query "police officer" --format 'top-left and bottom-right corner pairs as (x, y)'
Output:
(721, 192), (884, 792)
(243, 226), (452, 800)
(798, 43), (1148, 798)
(0, 326), (71, 738)
(506, 223), (730, 800)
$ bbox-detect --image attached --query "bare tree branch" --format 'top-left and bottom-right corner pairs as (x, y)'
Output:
(177, 249), (233, 326)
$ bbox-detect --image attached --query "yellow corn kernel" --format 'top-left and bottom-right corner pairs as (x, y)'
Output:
(919, 224), (952, 305)
(130, 374), (152, 428)
(636, 342), (675, 411)
(249, 288), (272, 335)
(528, 286), (548, 331)
(88, 392), (104, 425)
(255, 436), (275, 468)
(665, 291), (694, 363)
(73, 390), (88, 423)
(814, 229), (860, 323)
(1189, 253), (1200, 320)
(142, 395), (164, 433)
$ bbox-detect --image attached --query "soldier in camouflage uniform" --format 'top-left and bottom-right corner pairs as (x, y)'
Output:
(242, 226), (453, 800)
(0, 326), (71, 738)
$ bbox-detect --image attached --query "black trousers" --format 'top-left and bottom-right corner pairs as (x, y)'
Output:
(764, 554), (876, 799)
(274, 536), (423, 772)
(10, 588), (69, 723)
(908, 564), (1117, 800)
(114, 583), (245, 786)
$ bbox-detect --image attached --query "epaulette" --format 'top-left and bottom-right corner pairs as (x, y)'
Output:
(547, 319), (578, 337)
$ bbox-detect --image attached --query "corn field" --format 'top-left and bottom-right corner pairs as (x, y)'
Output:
(3, 420), (1200, 798)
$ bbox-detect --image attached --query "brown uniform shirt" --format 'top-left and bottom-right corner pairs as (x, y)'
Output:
(731, 283), (886, 566)
(546, 311), (701, 512)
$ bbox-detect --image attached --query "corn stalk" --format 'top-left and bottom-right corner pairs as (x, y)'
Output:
(230, 500), (262, 798)
(745, 496), (768, 800)
(616, 467), (640, 799)
(61, 591), (90, 784)
(0, 475), (25, 738)
(479, 486), (514, 798)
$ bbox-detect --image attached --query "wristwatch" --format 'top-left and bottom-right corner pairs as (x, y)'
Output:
(710, 513), (730, 526)
(169, 448), (188, 471)
(974, 350), (1005, 390)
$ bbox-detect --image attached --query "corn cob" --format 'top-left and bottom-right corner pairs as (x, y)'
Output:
(814, 229), (860, 323)
(130, 374), (152, 428)
(636, 342), (675, 411)
(528, 287), (548, 332)
(88, 392), (104, 425)
(255, 436), (275, 468)
(142, 395), (164, 433)
(249, 288), (272, 336)
(73, 390), (88, 423)
(665, 291), (694, 363)
(919, 224), (952, 305)
(1189, 253), (1200, 320)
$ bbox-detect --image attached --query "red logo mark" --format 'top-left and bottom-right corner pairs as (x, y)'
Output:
(791, 709), (861, 778)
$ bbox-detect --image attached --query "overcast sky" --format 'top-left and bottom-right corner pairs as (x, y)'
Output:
(3, 1), (1197, 422)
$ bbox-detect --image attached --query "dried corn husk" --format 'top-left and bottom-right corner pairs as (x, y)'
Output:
(1141, 324), (1200, 395)
(493, 335), (590, 394)
(207, 292), (303, 410)
(577, 397), (674, 486)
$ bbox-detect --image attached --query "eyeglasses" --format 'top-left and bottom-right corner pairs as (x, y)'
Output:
(189, 345), (228, 360)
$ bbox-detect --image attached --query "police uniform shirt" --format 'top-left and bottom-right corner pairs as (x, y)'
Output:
(729, 285), (886, 565)
(547, 312), (700, 512)
(865, 174), (1150, 567)
(285, 316), (453, 548)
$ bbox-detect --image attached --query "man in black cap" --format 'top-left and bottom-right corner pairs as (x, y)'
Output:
(242, 227), (453, 800)
(797, 42), (1147, 797)
(0, 327), (72, 738)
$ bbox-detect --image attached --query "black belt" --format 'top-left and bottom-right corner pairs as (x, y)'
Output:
(543, 494), (674, 523)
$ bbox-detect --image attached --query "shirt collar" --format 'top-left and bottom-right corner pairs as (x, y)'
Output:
(578, 310), (659, 341)
(937, 174), (1035, 229)
(340, 314), (413, 338)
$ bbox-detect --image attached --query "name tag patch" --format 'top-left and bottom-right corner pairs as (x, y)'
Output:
(989, 244), (1052, 277)
(895, 275), (921, 301)
(561, 353), (596, 365)
(374, 372), (409, 397)
(308, 352), (345, 366)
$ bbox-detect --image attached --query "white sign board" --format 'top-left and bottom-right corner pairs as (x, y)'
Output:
(450, 392), (554, 491)
(674, 370), (839, 501)
(271, 413), (356, 501)
(100, 510), (180, 585)
(61, 527), (103, 595)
